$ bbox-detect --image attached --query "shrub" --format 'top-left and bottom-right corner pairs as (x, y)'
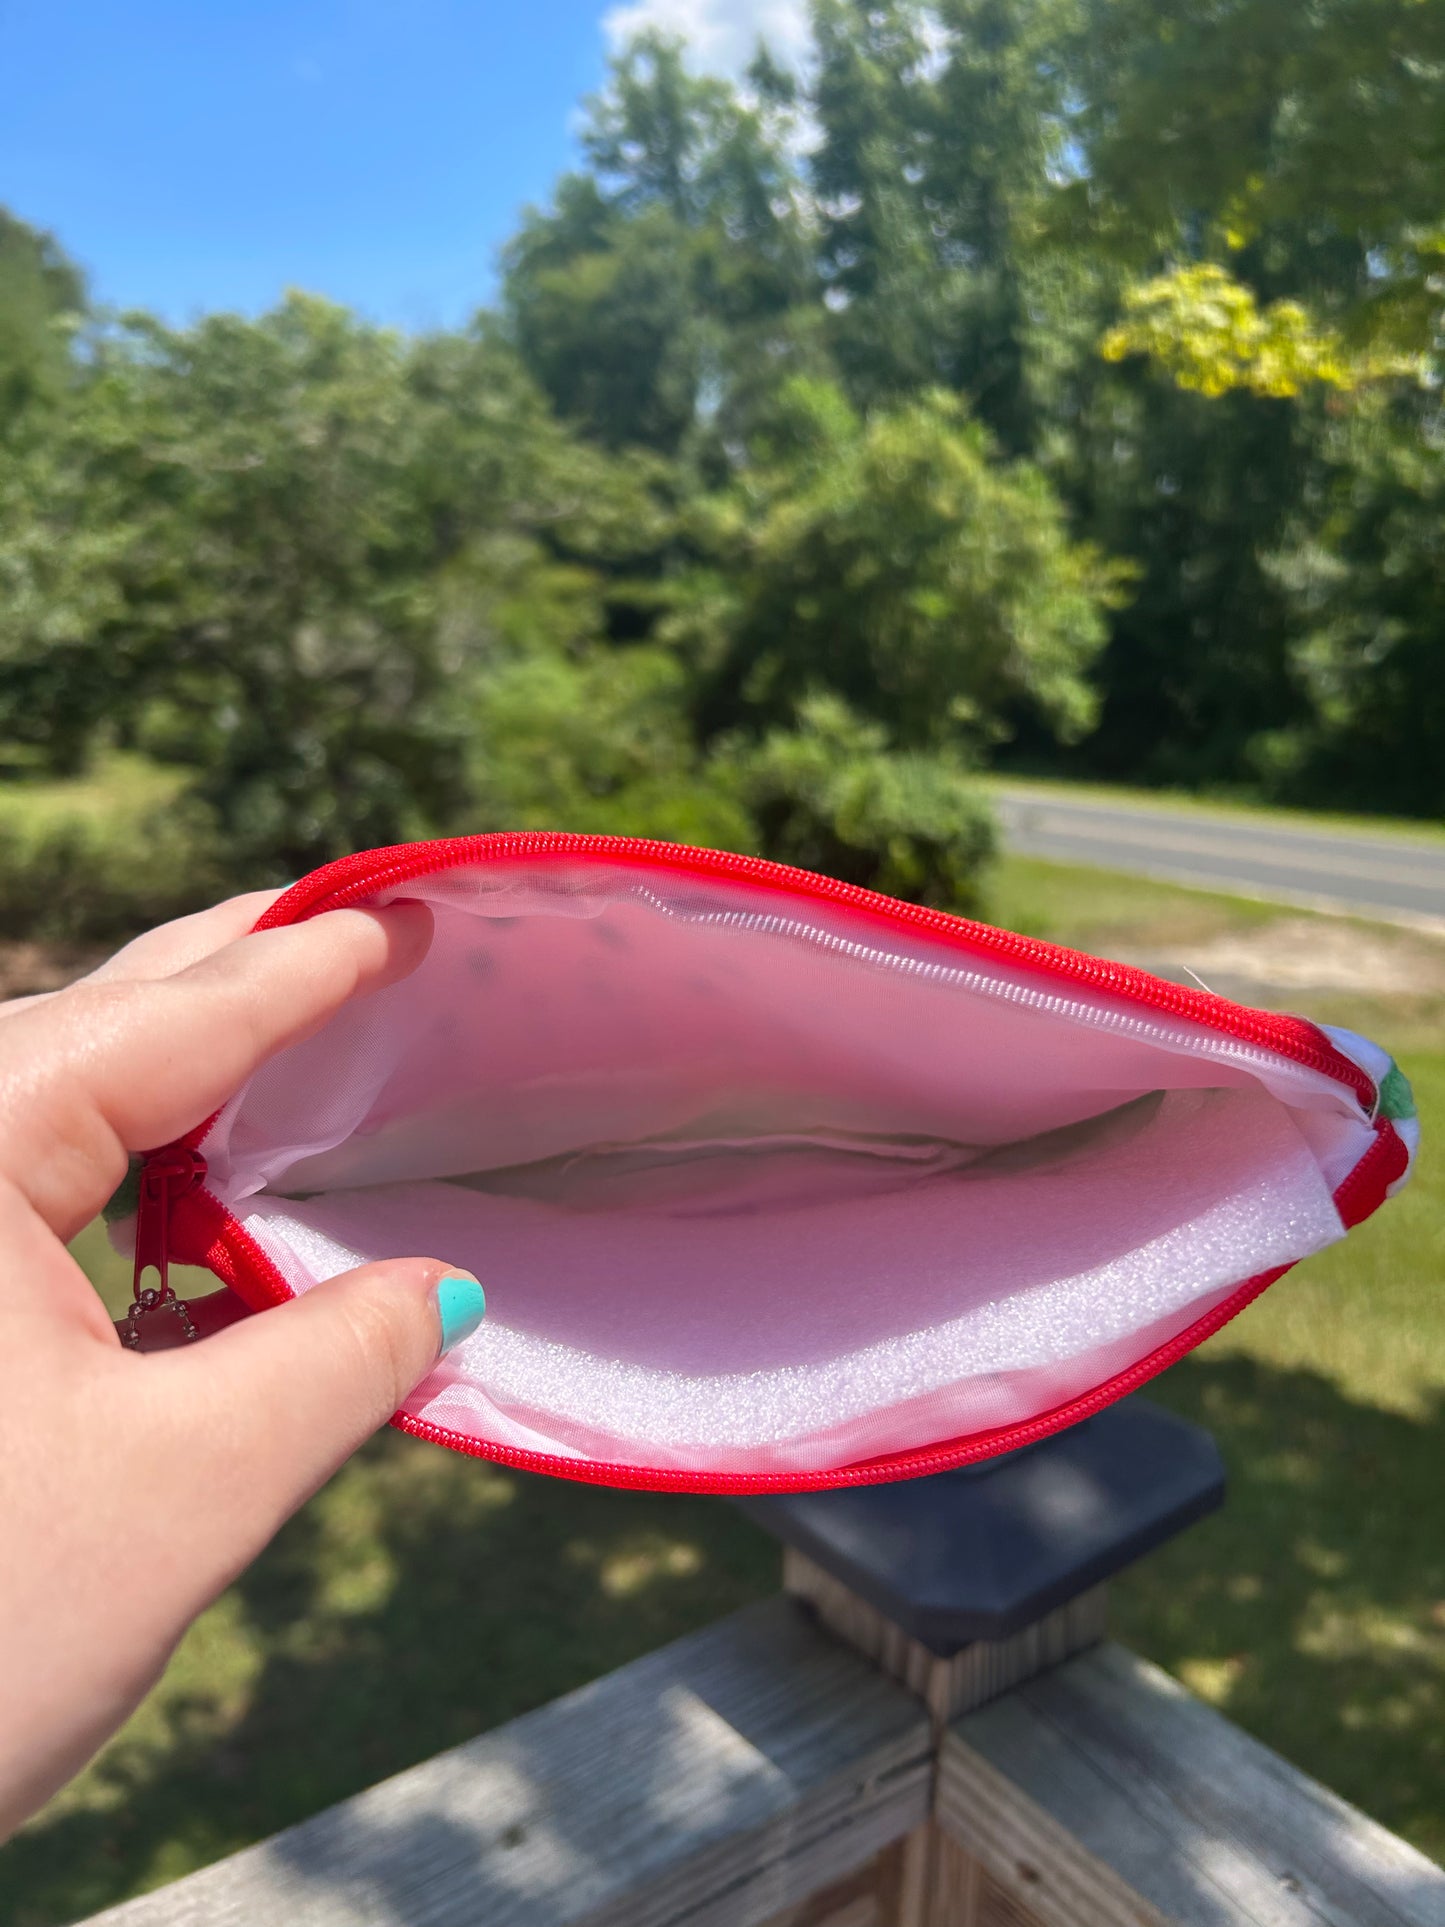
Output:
(0, 803), (227, 945)
(731, 694), (996, 911)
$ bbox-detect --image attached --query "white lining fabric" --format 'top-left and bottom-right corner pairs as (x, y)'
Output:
(199, 862), (1372, 1474)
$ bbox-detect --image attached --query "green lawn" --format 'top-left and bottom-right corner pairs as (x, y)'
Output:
(996, 858), (1445, 1859)
(0, 755), (185, 834)
(5, 855), (1443, 1924)
(986, 849), (1287, 951)
(1110, 1055), (1444, 1849)
(0, 756), (213, 956)
(982, 770), (1445, 849)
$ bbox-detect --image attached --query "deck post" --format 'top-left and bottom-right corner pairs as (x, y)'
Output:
(737, 1396), (1227, 1927)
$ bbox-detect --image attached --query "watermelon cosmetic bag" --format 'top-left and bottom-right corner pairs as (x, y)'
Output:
(127, 834), (1417, 1494)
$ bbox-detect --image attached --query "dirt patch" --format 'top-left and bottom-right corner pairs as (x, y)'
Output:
(0, 940), (106, 1001)
(1116, 915), (1445, 1003)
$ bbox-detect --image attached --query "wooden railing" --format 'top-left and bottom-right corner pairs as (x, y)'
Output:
(78, 1408), (1445, 1927)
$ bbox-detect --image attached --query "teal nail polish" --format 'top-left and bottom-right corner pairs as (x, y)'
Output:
(435, 1276), (486, 1354)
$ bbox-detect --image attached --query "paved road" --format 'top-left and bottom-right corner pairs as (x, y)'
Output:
(992, 787), (1445, 927)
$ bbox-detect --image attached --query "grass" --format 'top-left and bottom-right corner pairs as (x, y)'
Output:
(0, 755), (216, 951)
(982, 770), (1445, 848)
(0, 754), (185, 836)
(5, 855), (1444, 1923)
(985, 851), (1286, 952)
(1110, 1054), (1445, 1847)
(993, 857), (1445, 1860)
(7, 1424), (778, 1925)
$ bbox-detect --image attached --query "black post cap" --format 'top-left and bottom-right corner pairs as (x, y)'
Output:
(735, 1397), (1225, 1654)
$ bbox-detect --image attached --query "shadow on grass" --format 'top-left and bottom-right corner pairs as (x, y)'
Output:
(7, 1354), (1444, 1923)
(3, 1445), (778, 1927)
(1114, 1353), (1445, 1864)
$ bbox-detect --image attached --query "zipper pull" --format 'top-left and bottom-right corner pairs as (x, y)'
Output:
(123, 1148), (206, 1350)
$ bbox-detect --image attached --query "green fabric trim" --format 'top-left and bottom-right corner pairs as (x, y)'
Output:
(1378, 1062), (1417, 1123)
(102, 1154), (144, 1225)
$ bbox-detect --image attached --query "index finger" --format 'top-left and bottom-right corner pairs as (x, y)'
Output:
(0, 902), (433, 1241)
(83, 891), (290, 984)
(0, 891), (287, 1023)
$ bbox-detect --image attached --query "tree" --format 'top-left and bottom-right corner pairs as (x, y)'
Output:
(1052, 358), (1322, 786)
(504, 188), (705, 454)
(15, 0), (1440, 939)
(0, 211), (103, 772)
(696, 379), (1119, 755)
(0, 209), (84, 425)
(924, 0), (1082, 451)
(1264, 400), (1445, 816)
(465, 642), (755, 848)
(0, 427), (132, 775)
(735, 692), (996, 908)
(1041, 0), (1442, 790)
(1070, 0), (1445, 387)
(809, 0), (945, 405)
(0, 293), (678, 873)
(503, 33), (812, 459)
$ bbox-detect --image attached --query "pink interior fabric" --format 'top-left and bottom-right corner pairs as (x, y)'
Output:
(199, 861), (1375, 1474)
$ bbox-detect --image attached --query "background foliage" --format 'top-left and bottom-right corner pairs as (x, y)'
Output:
(3, 0), (1440, 930)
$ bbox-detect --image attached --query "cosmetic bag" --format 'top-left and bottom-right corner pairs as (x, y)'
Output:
(129, 834), (1417, 1493)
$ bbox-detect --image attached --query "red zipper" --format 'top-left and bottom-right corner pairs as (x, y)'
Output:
(131, 1146), (206, 1304)
(141, 832), (1401, 1493)
(251, 834), (1377, 1103)
(160, 834), (1376, 1163)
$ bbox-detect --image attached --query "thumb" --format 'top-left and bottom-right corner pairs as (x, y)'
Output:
(167, 1259), (485, 1561)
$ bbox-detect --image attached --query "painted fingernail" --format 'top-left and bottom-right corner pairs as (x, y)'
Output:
(434, 1274), (486, 1354)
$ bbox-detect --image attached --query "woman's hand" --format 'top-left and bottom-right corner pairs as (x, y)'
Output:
(0, 895), (482, 1836)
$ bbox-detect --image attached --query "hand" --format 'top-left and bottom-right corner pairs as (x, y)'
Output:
(0, 894), (484, 1836)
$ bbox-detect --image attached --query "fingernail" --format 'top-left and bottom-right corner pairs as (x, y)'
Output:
(434, 1274), (486, 1354)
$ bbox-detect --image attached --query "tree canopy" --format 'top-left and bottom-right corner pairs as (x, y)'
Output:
(1, 0), (1441, 929)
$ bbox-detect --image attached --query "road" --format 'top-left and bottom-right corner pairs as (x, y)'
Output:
(992, 786), (1445, 928)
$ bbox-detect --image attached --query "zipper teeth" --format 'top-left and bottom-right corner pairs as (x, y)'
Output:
(164, 830), (1378, 1287)
(602, 887), (1344, 1094)
(252, 832), (1376, 1103)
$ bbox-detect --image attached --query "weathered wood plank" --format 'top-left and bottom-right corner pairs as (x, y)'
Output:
(757, 1837), (917, 1927)
(80, 1599), (931, 1927)
(938, 1640), (1445, 1927)
(783, 1544), (1108, 1927)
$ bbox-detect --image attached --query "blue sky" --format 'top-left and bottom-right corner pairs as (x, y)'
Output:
(0, 0), (806, 328)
